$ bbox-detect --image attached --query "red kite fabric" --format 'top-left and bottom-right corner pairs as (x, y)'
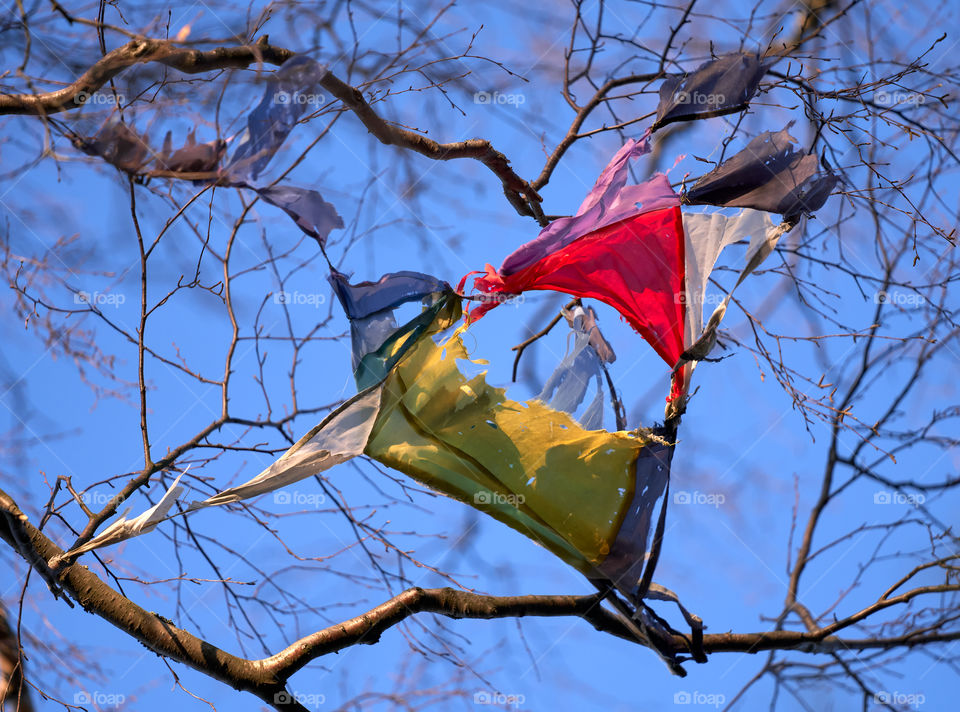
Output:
(468, 205), (686, 370)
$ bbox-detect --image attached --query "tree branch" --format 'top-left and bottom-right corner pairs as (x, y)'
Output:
(0, 36), (294, 115)
(3, 482), (957, 709)
(0, 36), (544, 221)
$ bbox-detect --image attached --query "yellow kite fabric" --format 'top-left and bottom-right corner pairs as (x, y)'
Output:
(363, 292), (671, 588)
(64, 287), (673, 602)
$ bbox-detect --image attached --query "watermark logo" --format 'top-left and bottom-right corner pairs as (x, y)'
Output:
(674, 691), (726, 708)
(274, 690), (326, 707)
(474, 691), (526, 706)
(873, 491), (925, 506)
(74, 290), (126, 307)
(673, 491), (725, 508)
(474, 492), (525, 507)
(74, 91), (124, 106)
(74, 691), (126, 707)
(473, 91), (526, 107)
(79, 490), (114, 506)
(673, 90), (726, 106)
(274, 291), (326, 308)
(874, 290), (924, 307)
(478, 292), (525, 308)
(874, 690), (925, 709)
(676, 292), (727, 306)
(873, 90), (925, 107)
(274, 491), (326, 507)
(273, 91), (326, 107)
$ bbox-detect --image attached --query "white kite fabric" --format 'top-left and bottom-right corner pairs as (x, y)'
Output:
(58, 473), (186, 559)
(61, 387), (382, 558)
(678, 208), (792, 373)
(197, 386), (382, 507)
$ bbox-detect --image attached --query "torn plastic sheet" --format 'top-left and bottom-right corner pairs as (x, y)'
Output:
(681, 208), (774, 348)
(537, 305), (608, 430)
(329, 269), (450, 319)
(71, 55), (341, 246)
(194, 386), (382, 507)
(362, 293), (675, 601)
(678, 212), (792, 367)
(224, 55), (329, 183)
(59, 387), (381, 558)
(158, 129), (226, 173)
(57, 473), (186, 559)
(66, 292), (666, 591)
(59, 286), (686, 663)
(653, 53), (769, 130)
(74, 121), (152, 174)
(253, 185), (344, 245)
(683, 124), (838, 218)
(329, 269), (453, 383)
(565, 304), (616, 364)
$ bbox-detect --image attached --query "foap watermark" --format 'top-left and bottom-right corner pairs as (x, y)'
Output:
(672, 90), (726, 106)
(74, 691), (126, 707)
(873, 490), (925, 506)
(673, 490), (725, 508)
(676, 291), (727, 306)
(873, 90), (925, 107)
(474, 492), (525, 507)
(674, 691), (726, 708)
(478, 292), (525, 308)
(273, 690), (326, 708)
(874, 290), (924, 307)
(274, 291), (326, 308)
(273, 90), (326, 107)
(74, 290), (126, 307)
(874, 690), (925, 709)
(274, 491), (326, 507)
(74, 91), (124, 106)
(473, 90), (526, 107)
(474, 691), (526, 706)
(79, 490), (115, 507)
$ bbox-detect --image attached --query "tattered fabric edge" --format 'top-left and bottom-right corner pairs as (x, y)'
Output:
(58, 385), (383, 559)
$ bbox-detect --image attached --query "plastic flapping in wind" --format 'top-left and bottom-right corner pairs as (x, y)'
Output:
(55, 388), (383, 561)
(73, 55), (343, 247)
(74, 122), (152, 173)
(253, 185), (344, 243)
(682, 123), (838, 219)
(220, 56), (343, 246)
(63, 280), (674, 606)
(223, 55), (330, 183)
(652, 52), (770, 130)
(537, 305), (610, 431)
(356, 290), (675, 599)
(329, 269), (453, 386)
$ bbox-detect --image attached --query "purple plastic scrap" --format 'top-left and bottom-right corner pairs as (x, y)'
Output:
(329, 269), (450, 319)
(329, 269), (450, 369)
(72, 56), (343, 247)
(224, 55), (329, 182)
(653, 53), (769, 130)
(683, 124), (838, 218)
(255, 185), (344, 246)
